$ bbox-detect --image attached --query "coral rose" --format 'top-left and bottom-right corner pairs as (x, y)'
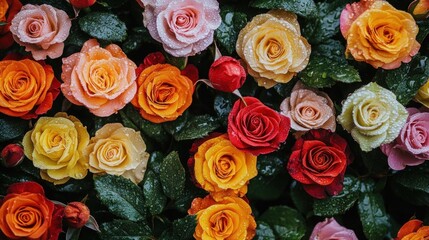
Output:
(228, 96), (290, 155)
(188, 194), (256, 240)
(310, 218), (358, 240)
(131, 63), (194, 123)
(340, 0), (420, 69)
(0, 181), (64, 240)
(280, 81), (336, 136)
(10, 4), (71, 60)
(396, 219), (429, 240)
(287, 129), (352, 199)
(61, 39), (137, 117)
(141, 0), (221, 57)
(192, 134), (257, 199)
(23, 112), (90, 185)
(84, 123), (150, 184)
(0, 55), (61, 119)
(236, 10), (311, 88)
(0, 0), (22, 50)
(64, 202), (90, 229)
(415, 78), (429, 108)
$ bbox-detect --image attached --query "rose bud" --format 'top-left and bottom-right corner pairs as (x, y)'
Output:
(408, 0), (429, 19)
(69, 0), (96, 8)
(1, 143), (24, 168)
(208, 56), (246, 92)
(64, 202), (90, 228)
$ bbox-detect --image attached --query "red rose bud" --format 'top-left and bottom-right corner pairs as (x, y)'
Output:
(69, 0), (96, 8)
(64, 202), (91, 228)
(1, 143), (24, 168)
(208, 56), (246, 92)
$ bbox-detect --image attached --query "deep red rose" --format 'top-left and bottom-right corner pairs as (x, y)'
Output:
(181, 64), (199, 83)
(287, 129), (352, 199)
(0, 0), (22, 50)
(228, 97), (290, 155)
(1, 143), (24, 168)
(69, 0), (96, 8)
(209, 56), (246, 92)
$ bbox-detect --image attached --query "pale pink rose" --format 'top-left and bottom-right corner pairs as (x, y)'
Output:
(61, 39), (137, 117)
(280, 81), (336, 136)
(310, 218), (358, 240)
(10, 4), (71, 60)
(381, 108), (429, 170)
(141, 0), (221, 57)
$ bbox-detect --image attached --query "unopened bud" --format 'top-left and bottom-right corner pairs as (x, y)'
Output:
(64, 202), (91, 228)
(69, 0), (96, 9)
(1, 143), (24, 168)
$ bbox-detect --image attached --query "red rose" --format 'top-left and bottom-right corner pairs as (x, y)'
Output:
(228, 97), (290, 155)
(287, 129), (352, 199)
(1, 143), (24, 168)
(0, 182), (64, 240)
(69, 0), (96, 8)
(181, 64), (199, 83)
(64, 202), (91, 228)
(0, 0), (22, 50)
(209, 56), (246, 92)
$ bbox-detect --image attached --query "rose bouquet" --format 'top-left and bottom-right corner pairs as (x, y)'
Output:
(1, 0), (429, 239)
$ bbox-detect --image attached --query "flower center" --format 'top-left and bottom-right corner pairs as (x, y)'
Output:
(26, 17), (45, 38)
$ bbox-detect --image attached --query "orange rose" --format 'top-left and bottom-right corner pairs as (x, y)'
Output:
(397, 219), (429, 240)
(188, 194), (256, 240)
(0, 181), (64, 240)
(0, 55), (61, 119)
(131, 63), (194, 123)
(0, 0), (22, 50)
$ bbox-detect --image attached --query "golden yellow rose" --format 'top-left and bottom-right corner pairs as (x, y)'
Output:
(193, 134), (257, 199)
(415, 78), (429, 108)
(83, 123), (149, 184)
(236, 10), (311, 89)
(23, 112), (90, 184)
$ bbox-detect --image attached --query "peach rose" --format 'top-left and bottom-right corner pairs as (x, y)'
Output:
(10, 4), (71, 60)
(236, 10), (311, 88)
(61, 39), (137, 117)
(188, 194), (256, 240)
(0, 0), (22, 50)
(0, 55), (61, 119)
(340, 0), (420, 69)
(131, 63), (194, 123)
(84, 123), (150, 184)
(280, 81), (336, 136)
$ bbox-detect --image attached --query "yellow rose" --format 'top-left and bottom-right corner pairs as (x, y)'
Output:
(415, 78), (429, 108)
(236, 10), (311, 88)
(193, 134), (257, 199)
(84, 123), (149, 184)
(188, 195), (256, 240)
(23, 112), (90, 184)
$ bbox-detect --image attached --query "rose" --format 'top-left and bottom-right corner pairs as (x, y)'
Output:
(0, 181), (64, 240)
(208, 56), (246, 93)
(0, 0), (22, 50)
(61, 39), (137, 117)
(381, 108), (429, 170)
(191, 134), (257, 199)
(84, 123), (150, 184)
(10, 4), (71, 60)
(340, 0), (420, 69)
(415, 78), (429, 108)
(337, 82), (408, 152)
(141, 0), (221, 57)
(0, 55), (61, 119)
(1, 143), (24, 168)
(64, 202), (90, 228)
(228, 96), (290, 155)
(236, 10), (311, 88)
(287, 129), (351, 199)
(131, 63), (194, 123)
(408, 0), (429, 19)
(280, 81), (336, 136)
(310, 218), (358, 240)
(23, 112), (90, 185)
(396, 219), (429, 239)
(69, 0), (96, 8)
(188, 194), (256, 240)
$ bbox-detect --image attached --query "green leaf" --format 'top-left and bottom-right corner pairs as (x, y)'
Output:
(100, 220), (152, 240)
(313, 176), (360, 216)
(374, 55), (429, 105)
(358, 193), (389, 240)
(79, 12), (127, 42)
(249, 0), (317, 18)
(97, 0), (128, 8)
(255, 221), (276, 240)
(417, 20), (429, 43)
(290, 182), (313, 215)
(213, 93), (235, 127)
(173, 114), (220, 141)
(142, 170), (167, 215)
(0, 115), (29, 142)
(94, 175), (146, 221)
(164, 54), (188, 70)
(122, 27), (157, 54)
(147, 151), (165, 175)
(159, 151), (186, 199)
(25, 0), (74, 16)
(259, 206), (306, 240)
(361, 148), (389, 175)
(162, 111), (189, 135)
(215, 6), (247, 55)
(0, 22), (7, 26)
(391, 165), (429, 205)
(248, 173), (289, 201)
(65, 21), (88, 48)
(257, 154), (285, 177)
(171, 215), (197, 240)
(312, 39), (346, 63)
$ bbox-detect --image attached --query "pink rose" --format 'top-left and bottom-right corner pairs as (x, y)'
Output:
(209, 56), (246, 93)
(61, 39), (137, 117)
(280, 81), (336, 137)
(310, 218), (358, 240)
(381, 108), (429, 170)
(142, 0), (221, 57)
(10, 4), (71, 60)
